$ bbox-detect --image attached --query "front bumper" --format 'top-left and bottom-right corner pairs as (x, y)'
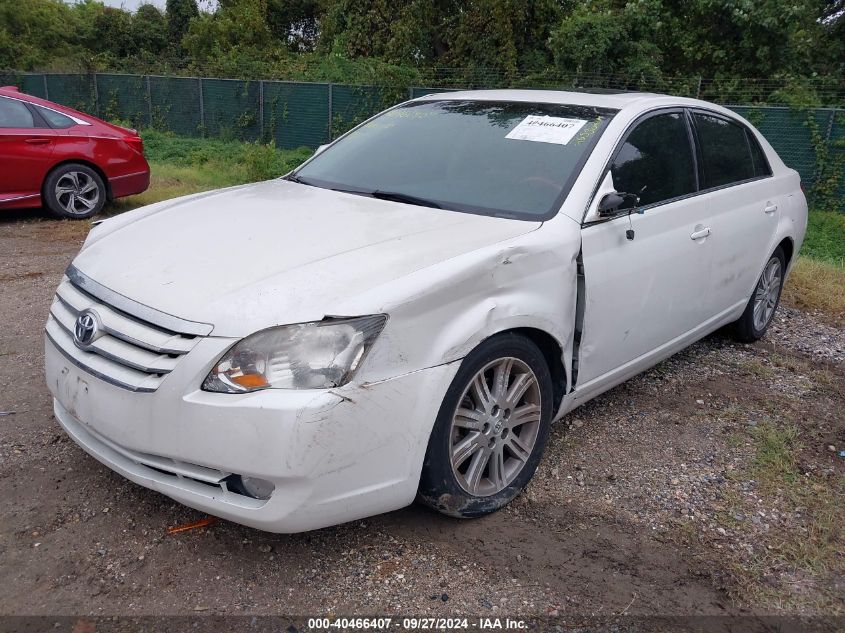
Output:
(46, 335), (458, 532)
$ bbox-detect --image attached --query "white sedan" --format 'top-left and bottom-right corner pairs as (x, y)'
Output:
(44, 90), (807, 532)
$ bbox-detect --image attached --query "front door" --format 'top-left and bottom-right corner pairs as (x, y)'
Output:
(575, 110), (713, 393)
(0, 96), (57, 206)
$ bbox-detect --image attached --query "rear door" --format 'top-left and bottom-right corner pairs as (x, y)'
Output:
(576, 110), (712, 391)
(690, 111), (781, 316)
(0, 96), (57, 205)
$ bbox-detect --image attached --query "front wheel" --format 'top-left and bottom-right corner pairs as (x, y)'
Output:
(732, 248), (786, 343)
(43, 163), (106, 219)
(418, 333), (553, 518)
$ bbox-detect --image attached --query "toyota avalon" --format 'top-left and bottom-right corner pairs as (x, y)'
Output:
(44, 90), (807, 532)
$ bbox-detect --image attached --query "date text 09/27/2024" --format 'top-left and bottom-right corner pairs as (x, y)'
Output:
(307, 617), (528, 630)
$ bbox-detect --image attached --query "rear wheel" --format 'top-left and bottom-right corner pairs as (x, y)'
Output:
(732, 247), (785, 343)
(418, 333), (553, 518)
(43, 163), (106, 219)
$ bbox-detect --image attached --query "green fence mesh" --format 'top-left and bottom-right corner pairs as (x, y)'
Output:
(96, 73), (148, 126)
(148, 75), (202, 136)
(4, 72), (843, 210)
(263, 81), (330, 149)
(202, 78), (261, 141)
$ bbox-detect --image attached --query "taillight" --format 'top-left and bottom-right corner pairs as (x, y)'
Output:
(125, 136), (144, 156)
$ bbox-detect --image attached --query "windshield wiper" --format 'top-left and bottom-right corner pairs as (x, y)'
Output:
(285, 177), (442, 209)
(283, 173), (313, 185)
(372, 190), (442, 209)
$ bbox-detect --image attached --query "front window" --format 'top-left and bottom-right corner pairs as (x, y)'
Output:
(0, 97), (35, 128)
(292, 100), (615, 220)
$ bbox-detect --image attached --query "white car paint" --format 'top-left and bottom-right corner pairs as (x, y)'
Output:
(44, 90), (807, 532)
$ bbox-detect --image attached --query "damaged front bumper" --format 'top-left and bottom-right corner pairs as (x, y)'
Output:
(46, 334), (459, 533)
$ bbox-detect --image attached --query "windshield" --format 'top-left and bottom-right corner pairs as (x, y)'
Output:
(292, 100), (616, 220)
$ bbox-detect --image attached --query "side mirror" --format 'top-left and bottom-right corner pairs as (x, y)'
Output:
(597, 191), (639, 217)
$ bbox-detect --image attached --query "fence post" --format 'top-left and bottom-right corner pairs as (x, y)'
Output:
(146, 75), (152, 128)
(198, 77), (205, 136)
(696, 76), (702, 99)
(43, 74), (49, 100)
(327, 83), (333, 142)
(824, 109), (835, 143)
(259, 80), (264, 141)
(92, 74), (99, 118)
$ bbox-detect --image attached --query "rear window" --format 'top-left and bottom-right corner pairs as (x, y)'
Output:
(35, 105), (76, 129)
(693, 113), (756, 189)
(746, 130), (772, 178)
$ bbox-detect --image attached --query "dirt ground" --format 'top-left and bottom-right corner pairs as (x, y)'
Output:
(0, 210), (843, 626)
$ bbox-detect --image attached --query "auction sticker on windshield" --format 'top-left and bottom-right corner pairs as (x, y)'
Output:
(505, 115), (588, 145)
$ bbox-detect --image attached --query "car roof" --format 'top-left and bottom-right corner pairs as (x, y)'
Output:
(413, 88), (734, 113)
(414, 88), (663, 109)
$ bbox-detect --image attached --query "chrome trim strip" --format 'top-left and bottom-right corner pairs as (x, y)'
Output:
(46, 330), (156, 393)
(0, 94), (91, 125)
(109, 170), (149, 182)
(49, 313), (174, 375)
(54, 293), (190, 355)
(1, 193), (40, 203)
(66, 265), (213, 336)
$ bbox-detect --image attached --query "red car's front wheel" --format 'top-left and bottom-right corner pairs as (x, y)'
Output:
(43, 163), (106, 219)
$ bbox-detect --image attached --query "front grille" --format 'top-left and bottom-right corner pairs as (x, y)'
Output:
(46, 269), (210, 392)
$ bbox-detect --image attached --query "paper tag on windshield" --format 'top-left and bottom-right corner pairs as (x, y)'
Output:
(505, 116), (588, 145)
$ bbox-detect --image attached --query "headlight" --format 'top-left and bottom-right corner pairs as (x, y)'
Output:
(201, 315), (386, 393)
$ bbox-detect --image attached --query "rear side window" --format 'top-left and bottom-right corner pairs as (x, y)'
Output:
(0, 97), (35, 128)
(746, 130), (772, 178)
(34, 105), (75, 129)
(693, 113), (756, 188)
(610, 112), (696, 207)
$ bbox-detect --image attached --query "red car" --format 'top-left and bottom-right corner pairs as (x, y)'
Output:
(0, 86), (149, 219)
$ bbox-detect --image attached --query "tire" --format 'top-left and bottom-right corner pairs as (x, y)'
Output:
(418, 333), (553, 518)
(43, 163), (106, 219)
(732, 247), (786, 343)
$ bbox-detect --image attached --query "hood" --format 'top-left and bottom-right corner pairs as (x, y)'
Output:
(73, 180), (541, 336)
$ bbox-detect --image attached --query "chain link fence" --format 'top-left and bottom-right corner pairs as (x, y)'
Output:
(2, 71), (843, 210)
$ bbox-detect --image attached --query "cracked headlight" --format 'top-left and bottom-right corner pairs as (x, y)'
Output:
(202, 315), (386, 393)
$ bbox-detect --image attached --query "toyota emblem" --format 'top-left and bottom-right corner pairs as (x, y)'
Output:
(73, 310), (100, 349)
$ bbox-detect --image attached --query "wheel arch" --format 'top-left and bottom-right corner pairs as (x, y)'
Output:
(776, 236), (794, 268)
(506, 327), (567, 415)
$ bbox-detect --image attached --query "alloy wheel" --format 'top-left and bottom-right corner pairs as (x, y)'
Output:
(449, 357), (542, 497)
(752, 257), (782, 331)
(55, 171), (100, 216)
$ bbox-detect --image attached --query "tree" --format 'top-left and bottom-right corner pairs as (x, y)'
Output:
(548, 0), (662, 83)
(133, 4), (168, 57)
(166, 0), (199, 52)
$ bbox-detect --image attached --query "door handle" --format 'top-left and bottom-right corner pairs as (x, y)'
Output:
(764, 204), (778, 215)
(690, 227), (711, 241)
(24, 138), (52, 145)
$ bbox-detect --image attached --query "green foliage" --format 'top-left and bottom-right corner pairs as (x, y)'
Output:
(548, 0), (662, 82)
(802, 210), (845, 265)
(806, 112), (845, 213)
(140, 128), (312, 177)
(166, 0), (198, 54)
(2, 0), (841, 106)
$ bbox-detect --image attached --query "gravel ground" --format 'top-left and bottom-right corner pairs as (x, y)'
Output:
(0, 212), (843, 622)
